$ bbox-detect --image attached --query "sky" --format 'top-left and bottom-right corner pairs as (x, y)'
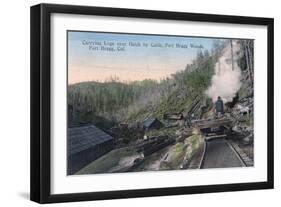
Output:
(68, 31), (216, 84)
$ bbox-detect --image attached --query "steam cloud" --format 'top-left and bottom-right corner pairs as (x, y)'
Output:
(206, 40), (242, 103)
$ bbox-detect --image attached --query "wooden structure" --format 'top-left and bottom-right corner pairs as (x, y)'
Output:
(192, 118), (233, 141)
(143, 118), (163, 130)
(193, 117), (233, 130)
(136, 136), (175, 157)
(67, 124), (114, 174)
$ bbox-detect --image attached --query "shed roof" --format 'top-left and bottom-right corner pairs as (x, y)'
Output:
(68, 124), (113, 156)
(143, 118), (160, 128)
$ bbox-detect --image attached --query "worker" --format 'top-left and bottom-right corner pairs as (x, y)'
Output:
(215, 96), (224, 118)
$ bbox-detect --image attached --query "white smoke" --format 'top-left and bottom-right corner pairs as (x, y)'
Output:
(206, 40), (242, 103)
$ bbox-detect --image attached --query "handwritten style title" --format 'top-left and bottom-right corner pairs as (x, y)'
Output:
(81, 40), (204, 52)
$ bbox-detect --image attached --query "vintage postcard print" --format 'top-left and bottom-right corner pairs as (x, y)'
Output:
(67, 31), (254, 175)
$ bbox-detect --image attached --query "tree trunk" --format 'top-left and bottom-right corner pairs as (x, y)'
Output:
(246, 41), (254, 81)
(243, 41), (253, 86)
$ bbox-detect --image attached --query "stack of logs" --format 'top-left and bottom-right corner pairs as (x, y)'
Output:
(135, 136), (175, 157)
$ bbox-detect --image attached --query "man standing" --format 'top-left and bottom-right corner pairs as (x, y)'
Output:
(215, 96), (224, 118)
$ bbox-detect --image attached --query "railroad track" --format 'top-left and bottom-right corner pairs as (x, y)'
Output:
(199, 138), (248, 169)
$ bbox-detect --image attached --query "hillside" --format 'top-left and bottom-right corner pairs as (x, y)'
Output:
(68, 49), (215, 130)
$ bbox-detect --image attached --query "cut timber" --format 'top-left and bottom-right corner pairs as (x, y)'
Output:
(193, 118), (233, 130)
(205, 134), (227, 141)
(135, 136), (175, 157)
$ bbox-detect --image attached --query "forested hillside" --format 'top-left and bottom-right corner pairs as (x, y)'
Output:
(68, 39), (253, 131)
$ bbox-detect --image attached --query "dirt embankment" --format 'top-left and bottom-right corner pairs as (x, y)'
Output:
(76, 130), (204, 174)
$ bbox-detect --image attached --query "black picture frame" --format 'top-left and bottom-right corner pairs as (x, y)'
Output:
(30, 3), (274, 204)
